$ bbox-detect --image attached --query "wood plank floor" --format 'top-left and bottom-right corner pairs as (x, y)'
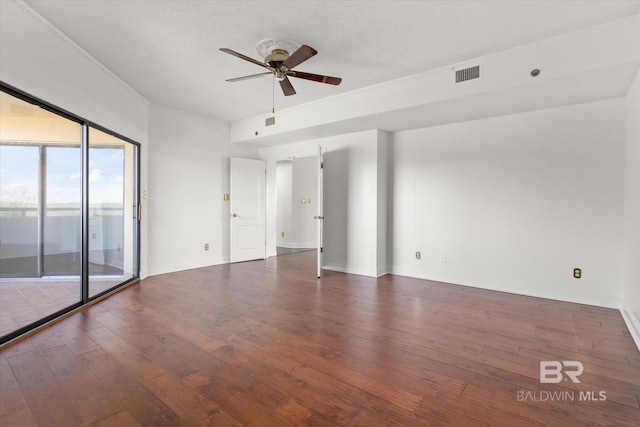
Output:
(1, 250), (639, 426)
(0, 277), (126, 337)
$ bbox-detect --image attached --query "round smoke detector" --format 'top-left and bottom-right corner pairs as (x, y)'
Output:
(256, 38), (301, 59)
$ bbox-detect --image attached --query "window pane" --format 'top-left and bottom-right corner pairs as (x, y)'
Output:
(88, 127), (137, 298)
(43, 146), (82, 276)
(0, 145), (39, 277)
(0, 91), (82, 338)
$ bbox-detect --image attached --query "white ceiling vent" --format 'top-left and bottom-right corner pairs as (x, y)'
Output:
(265, 116), (276, 126)
(455, 65), (480, 83)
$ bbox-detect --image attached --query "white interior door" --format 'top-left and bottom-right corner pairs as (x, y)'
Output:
(316, 146), (324, 278)
(230, 158), (266, 262)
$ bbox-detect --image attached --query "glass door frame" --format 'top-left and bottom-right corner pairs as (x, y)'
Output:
(84, 124), (141, 302)
(0, 82), (141, 344)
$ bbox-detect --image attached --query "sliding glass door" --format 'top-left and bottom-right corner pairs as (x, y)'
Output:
(0, 86), (140, 343)
(88, 127), (138, 298)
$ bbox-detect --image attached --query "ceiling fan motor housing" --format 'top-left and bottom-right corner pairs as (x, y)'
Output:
(265, 48), (290, 68)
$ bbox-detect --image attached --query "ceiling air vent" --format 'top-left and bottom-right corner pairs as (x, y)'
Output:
(455, 65), (480, 83)
(265, 116), (275, 126)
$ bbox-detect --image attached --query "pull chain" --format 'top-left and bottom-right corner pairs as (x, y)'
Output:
(272, 76), (275, 114)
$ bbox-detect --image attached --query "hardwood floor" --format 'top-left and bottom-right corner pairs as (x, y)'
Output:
(1, 250), (639, 426)
(1, 276), (131, 337)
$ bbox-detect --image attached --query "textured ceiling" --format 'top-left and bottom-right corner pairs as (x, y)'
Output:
(24, 0), (640, 123)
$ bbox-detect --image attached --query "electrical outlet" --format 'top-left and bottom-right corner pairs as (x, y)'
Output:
(573, 268), (581, 279)
(439, 255), (447, 263)
(415, 251), (421, 260)
(204, 243), (209, 251)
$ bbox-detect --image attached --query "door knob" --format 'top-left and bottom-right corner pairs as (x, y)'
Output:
(232, 213), (238, 217)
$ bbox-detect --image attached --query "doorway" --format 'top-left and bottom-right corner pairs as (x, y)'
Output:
(275, 156), (318, 256)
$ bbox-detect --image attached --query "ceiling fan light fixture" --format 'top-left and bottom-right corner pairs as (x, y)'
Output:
(274, 68), (287, 81)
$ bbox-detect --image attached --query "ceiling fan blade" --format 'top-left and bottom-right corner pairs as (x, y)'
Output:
(282, 44), (317, 70)
(279, 76), (296, 96)
(226, 72), (273, 82)
(288, 70), (342, 85)
(220, 48), (270, 69)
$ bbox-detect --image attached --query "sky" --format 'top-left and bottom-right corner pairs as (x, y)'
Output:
(0, 145), (125, 206)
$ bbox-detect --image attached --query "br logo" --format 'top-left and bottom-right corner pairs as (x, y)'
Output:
(540, 361), (584, 383)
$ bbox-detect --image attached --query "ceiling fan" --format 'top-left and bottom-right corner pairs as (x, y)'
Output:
(220, 40), (342, 96)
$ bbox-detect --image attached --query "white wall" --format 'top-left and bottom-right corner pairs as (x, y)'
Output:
(377, 131), (390, 276)
(291, 156), (318, 248)
(275, 161), (293, 247)
(317, 137), (376, 276)
(623, 70), (640, 346)
(266, 161), (278, 258)
(147, 105), (257, 276)
(391, 98), (626, 308)
(275, 157), (317, 249)
(0, 0), (150, 276)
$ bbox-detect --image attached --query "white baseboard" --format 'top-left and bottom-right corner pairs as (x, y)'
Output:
(147, 257), (228, 278)
(390, 266), (619, 309)
(322, 264), (387, 278)
(277, 242), (316, 249)
(620, 305), (640, 352)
